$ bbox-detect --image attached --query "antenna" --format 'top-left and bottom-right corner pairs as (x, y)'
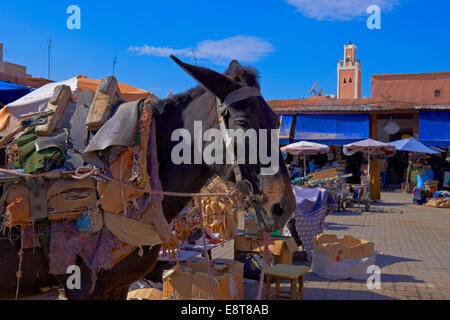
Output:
(191, 48), (197, 66)
(309, 81), (324, 96)
(112, 55), (118, 76)
(310, 82), (318, 95)
(47, 36), (53, 79)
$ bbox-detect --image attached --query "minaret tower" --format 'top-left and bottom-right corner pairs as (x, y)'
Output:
(337, 42), (362, 99)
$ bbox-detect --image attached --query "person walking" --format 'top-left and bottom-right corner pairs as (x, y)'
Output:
(377, 156), (388, 190)
(365, 159), (381, 201)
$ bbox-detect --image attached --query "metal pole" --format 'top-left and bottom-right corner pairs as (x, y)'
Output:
(47, 36), (52, 79)
(303, 153), (307, 178)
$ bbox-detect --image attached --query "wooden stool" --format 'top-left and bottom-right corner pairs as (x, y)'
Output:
(265, 264), (310, 300)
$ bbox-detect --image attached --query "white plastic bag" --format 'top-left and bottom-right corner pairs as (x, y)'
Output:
(311, 252), (376, 281)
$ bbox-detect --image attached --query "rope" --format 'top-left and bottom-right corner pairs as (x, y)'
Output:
(256, 232), (271, 300)
(15, 241), (24, 300)
(0, 166), (233, 198)
(198, 198), (217, 300)
(69, 166), (233, 198)
(0, 168), (66, 179)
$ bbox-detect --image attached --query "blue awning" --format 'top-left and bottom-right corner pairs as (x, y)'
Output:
(419, 111), (450, 147)
(0, 80), (32, 106)
(279, 115), (293, 145)
(294, 113), (369, 145)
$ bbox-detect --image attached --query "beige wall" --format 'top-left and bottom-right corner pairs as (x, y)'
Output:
(0, 62), (28, 78)
(372, 72), (450, 105)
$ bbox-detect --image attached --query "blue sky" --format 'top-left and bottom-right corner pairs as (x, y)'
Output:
(0, 0), (449, 100)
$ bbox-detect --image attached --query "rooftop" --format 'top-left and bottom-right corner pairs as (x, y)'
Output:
(269, 71), (450, 113)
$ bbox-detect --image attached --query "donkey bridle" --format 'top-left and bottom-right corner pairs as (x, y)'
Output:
(216, 86), (271, 231)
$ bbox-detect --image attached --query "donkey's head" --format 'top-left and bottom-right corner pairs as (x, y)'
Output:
(171, 56), (296, 232)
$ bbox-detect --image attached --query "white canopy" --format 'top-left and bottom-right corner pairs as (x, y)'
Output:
(281, 141), (329, 155)
(344, 139), (396, 157)
(282, 141), (330, 178)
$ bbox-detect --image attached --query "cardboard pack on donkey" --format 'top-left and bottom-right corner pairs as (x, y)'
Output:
(163, 258), (244, 300)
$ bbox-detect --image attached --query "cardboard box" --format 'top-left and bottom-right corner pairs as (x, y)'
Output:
(128, 288), (164, 300)
(234, 235), (298, 265)
(162, 258), (244, 300)
(244, 213), (283, 239)
(162, 265), (193, 300)
(310, 168), (339, 181)
(313, 234), (375, 262)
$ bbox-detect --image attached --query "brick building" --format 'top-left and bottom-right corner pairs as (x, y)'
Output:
(0, 43), (51, 88)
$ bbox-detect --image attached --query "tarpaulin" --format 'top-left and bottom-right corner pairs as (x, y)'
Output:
(419, 111), (450, 147)
(0, 80), (32, 106)
(278, 115), (293, 145)
(1, 75), (155, 136)
(294, 113), (369, 145)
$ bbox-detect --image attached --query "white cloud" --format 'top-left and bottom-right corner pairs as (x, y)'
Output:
(285, 0), (400, 21)
(128, 35), (275, 65)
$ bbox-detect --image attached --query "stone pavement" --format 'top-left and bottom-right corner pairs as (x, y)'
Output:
(212, 191), (450, 300)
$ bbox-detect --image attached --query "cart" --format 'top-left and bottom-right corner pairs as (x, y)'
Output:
(305, 173), (353, 212)
(346, 184), (371, 211)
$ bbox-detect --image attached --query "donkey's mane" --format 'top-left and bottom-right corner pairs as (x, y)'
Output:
(152, 86), (206, 115)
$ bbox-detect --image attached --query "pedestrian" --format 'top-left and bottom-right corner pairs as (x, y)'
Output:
(309, 158), (317, 174)
(377, 155), (388, 190)
(364, 158), (381, 201)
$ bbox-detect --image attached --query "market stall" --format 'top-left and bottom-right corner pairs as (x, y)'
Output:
(344, 139), (396, 207)
(282, 141), (329, 177)
(390, 137), (438, 196)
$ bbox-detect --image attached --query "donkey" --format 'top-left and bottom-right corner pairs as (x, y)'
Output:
(0, 56), (296, 300)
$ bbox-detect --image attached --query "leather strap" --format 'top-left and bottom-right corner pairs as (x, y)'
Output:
(215, 87), (270, 230)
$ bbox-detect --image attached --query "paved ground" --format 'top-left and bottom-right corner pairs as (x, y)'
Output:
(20, 191), (450, 300)
(224, 191), (449, 300)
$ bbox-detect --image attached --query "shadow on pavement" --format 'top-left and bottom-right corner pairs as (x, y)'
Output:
(373, 201), (406, 207)
(330, 210), (363, 216)
(303, 288), (398, 300)
(380, 273), (425, 283)
(324, 222), (369, 231)
(375, 254), (421, 269)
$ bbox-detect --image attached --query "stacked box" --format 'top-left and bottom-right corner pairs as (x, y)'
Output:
(163, 258), (244, 300)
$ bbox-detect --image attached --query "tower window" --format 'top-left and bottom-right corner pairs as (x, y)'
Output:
(435, 90), (441, 97)
(349, 78), (352, 83)
(343, 78), (347, 84)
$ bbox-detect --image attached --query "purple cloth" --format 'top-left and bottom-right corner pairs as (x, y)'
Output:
(21, 225), (41, 250)
(292, 186), (337, 216)
(148, 118), (163, 202)
(49, 220), (122, 275)
(292, 186), (337, 260)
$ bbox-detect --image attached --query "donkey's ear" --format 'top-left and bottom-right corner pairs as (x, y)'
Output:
(170, 55), (240, 101)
